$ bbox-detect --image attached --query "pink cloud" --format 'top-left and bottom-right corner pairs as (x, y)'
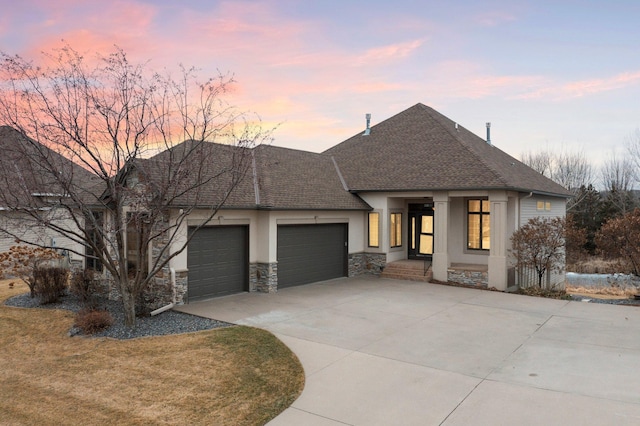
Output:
(356, 39), (424, 65)
(515, 71), (640, 100)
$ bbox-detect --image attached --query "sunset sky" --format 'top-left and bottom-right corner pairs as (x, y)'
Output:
(2, 0), (639, 170)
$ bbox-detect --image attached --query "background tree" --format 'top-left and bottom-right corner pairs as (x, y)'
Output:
(599, 152), (636, 218)
(595, 209), (640, 276)
(521, 148), (592, 212)
(510, 217), (566, 289)
(0, 45), (271, 326)
(625, 128), (640, 185)
(569, 184), (602, 253)
(564, 213), (588, 267)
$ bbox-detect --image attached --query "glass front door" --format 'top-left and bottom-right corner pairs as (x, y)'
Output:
(408, 204), (434, 260)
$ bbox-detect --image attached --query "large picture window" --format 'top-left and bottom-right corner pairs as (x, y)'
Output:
(390, 212), (402, 248)
(368, 212), (380, 247)
(467, 200), (490, 250)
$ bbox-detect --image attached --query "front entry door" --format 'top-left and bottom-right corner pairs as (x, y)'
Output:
(408, 204), (434, 260)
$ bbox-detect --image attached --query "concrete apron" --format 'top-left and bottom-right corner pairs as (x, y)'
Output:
(175, 277), (640, 426)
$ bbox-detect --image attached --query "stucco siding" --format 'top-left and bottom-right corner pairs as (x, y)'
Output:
(0, 209), (84, 263)
(517, 195), (567, 289)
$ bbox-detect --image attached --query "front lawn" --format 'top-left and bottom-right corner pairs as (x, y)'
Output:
(0, 280), (304, 425)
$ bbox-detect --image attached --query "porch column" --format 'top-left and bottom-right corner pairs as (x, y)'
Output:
(488, 191), (508, 291)
(432, 192), (449, 282)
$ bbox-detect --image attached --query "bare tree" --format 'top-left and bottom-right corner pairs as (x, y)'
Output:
(521, 150), (553, 177)
(599, 151), (636, 216)
(553, 150), (593, 195)
(0, 45), (271, 326)
(521, 148), (593, 211)
(625, 128), (640, 184)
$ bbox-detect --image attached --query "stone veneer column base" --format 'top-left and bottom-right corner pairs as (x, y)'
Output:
(447, 269), (488, 288)
(348, 253), (387, 276)
(251, 262), (278, 293)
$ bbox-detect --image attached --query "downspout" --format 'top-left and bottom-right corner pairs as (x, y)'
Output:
(151, 267), (177, 316)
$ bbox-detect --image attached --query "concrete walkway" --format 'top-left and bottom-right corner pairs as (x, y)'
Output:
(175, 277), (640, 425)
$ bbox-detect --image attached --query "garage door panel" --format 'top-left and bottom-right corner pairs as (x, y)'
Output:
(277, 224), (347, 288)
(188, 226), (248, 300)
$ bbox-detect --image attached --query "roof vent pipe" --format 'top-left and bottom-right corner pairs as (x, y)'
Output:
(486, 122), (491, 145)
(363, 113), (371, 136)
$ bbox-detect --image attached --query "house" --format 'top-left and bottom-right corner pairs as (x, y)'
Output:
(135, 103), (570, 304)
(0, 126), (98, 264)
(0, 103), (571, 305)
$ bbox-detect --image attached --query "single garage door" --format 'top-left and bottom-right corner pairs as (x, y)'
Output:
(277, 223), (347, 288)
(187, 226), (248, 301)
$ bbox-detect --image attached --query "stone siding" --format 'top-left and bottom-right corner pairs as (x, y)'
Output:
(447, 269), (488, 288)
(251, 262), (278, 293)
(349, 252), (386, 276)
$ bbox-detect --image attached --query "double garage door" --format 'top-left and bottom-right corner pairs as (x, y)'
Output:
(187, 223), (348, 301)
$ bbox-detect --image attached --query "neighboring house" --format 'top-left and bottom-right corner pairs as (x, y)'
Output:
(0, 126), (99, 266)
(124, 103), (570, 305)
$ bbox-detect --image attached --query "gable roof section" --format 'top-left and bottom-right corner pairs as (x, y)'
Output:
(141, 140), (257, 209)
(0, 126), (102, 208)
(253, 145), (370, 210)
(144, 140), (371, 211)
(324, 103), (571, 197)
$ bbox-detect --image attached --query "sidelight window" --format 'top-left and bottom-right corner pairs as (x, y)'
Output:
(368, 212), (380, 247)
(390, 212), (402, 248)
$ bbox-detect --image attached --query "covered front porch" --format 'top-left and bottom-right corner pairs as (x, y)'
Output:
(363, 190), (517, 292)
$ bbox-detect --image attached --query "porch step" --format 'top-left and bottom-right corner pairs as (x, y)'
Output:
(380, 260), (432, 282)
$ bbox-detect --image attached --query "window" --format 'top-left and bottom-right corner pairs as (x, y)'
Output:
(86, 211), (103, 272)
(368, 212), (379, 247)
(467, 199), (490, 250)
(537, 201), (551, 211)
(126, 212), (149, 277)
(390, 212), (402, 248)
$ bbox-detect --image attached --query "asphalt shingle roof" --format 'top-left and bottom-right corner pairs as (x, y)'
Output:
(324, 103), (571, 197)
(2, 103), (571, 213)
(144, 140), (370, 210)
(0, 126), (102, 207)
(253, 145), (370, 210)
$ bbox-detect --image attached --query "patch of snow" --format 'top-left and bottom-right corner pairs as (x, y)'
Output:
(566, 272), (640, 288)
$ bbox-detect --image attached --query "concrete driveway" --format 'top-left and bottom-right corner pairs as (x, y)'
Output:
(175, 276), (640, 425)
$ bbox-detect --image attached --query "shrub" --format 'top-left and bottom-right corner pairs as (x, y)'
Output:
(0, 245), (62, 297)
(74, 309), (113, 335)
(595, 209), (640, 276)
(34, 266), (69, 304)
(511, 216), (566, 289)
(71, 269), (99, 309)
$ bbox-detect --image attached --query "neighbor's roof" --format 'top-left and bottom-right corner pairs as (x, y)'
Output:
(324, 103), (572, 197)
(0, 126), (103, 208)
